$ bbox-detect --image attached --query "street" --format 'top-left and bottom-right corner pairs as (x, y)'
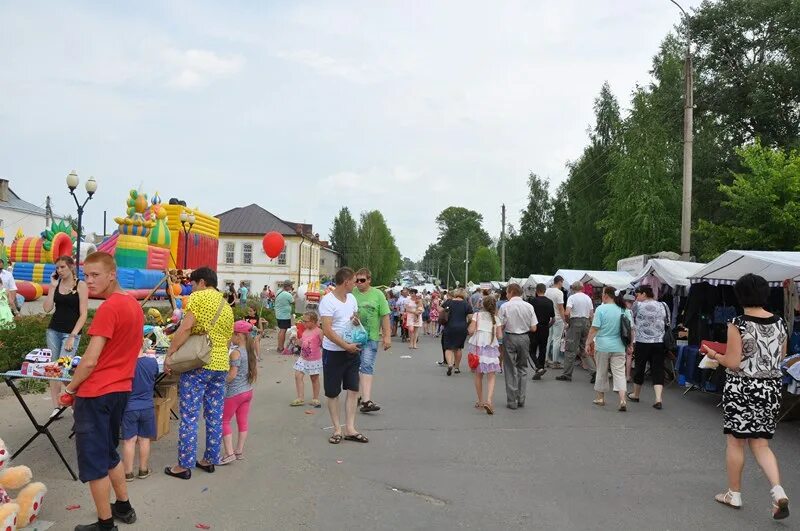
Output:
(3, 332), (799, 530)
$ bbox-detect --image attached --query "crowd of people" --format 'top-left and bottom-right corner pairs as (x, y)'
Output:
(20, 252), (788, 528)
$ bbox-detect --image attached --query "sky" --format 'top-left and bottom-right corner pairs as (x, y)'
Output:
(0, 0), (704, 260)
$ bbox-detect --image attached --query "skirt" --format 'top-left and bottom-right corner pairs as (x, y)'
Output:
(723, 373), (782, 439)
(294, 357), (323, 376)
(468, 344), (502, 374)
(442, 326), (468, 350)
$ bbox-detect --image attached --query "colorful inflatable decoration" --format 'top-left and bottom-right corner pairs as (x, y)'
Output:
(262, 231), (285, 259)
(9, 190), (219, 300)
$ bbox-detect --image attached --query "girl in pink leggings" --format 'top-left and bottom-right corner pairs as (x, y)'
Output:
(220, 320), (258, 465)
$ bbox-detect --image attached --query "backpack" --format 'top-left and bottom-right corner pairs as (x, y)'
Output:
(620, 311), (633, 347)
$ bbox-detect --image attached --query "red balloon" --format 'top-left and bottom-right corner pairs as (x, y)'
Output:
(262, 231), (285, 259)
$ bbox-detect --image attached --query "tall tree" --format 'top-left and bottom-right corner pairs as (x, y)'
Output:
(422, 207), (492, 285)
(505, 173), (553, 276)
(329, 207), (358, 266)
(353, 210), (401, 285)
(695, 142), (800, 259)
(470, 247), (501, 283)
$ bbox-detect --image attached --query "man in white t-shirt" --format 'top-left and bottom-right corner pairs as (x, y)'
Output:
(544, 275), (566, 368)
(319, 267), (368, 444)
(0, 259), (19, 316)
(556, 281), (597, 382)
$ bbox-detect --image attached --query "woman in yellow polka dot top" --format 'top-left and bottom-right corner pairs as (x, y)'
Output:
(164, 267), (235, 479)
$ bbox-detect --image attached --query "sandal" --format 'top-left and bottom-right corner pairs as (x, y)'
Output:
(290, 398), (305, 407)
(328, 433), (343, 444)
(618, 402), (627, 412)
(592, 399), (605, 406)
(454, 368), (461, 374)
(626, 393), (640, 402)
(235, 452), (244, 460)
(483, 403), (494, 415)
(653, 402), (663, 410)
(344, 433), (369, 443)
(360, 400), (381, 413)
(218, 454), (236, 466)
(474, 401), (482, 409)
(310, 399), (321, 408)
(714, 490), (742, 509)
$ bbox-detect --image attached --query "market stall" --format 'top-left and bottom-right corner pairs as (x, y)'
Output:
(579, 271), (634, 290)
(631, 259), (706, 296)
(520, 274), (553, 294)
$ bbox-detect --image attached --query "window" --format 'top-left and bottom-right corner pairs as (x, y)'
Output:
(242, 242), (253, 265)
(321, 258), (325, 266)
(278, 249), (287, 265)
(224, 242), (235, 264)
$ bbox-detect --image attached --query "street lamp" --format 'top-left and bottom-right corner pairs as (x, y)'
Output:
(179, 210), (196, 270)
(66, 170), (97, 266)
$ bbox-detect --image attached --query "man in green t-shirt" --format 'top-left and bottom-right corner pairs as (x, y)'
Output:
(352, 268), (391, 413)
(274, 280), (296, 352)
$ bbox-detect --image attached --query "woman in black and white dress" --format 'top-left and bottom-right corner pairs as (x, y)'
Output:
(703, 274), (790, 520)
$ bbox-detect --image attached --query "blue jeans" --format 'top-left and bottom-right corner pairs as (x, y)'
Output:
(46, 328), (81, 358)
(359, 341), (379, 375)
(178, 368), (226, 468)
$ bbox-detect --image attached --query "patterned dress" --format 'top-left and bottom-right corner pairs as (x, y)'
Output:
(723, 314), (787, 439)
(467, 311), (502, 374)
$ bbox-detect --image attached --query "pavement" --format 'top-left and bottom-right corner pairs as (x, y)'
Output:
(2, 332), (799, 530)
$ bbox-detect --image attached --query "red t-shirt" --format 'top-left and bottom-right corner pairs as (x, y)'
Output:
(78, 292), (145, 398)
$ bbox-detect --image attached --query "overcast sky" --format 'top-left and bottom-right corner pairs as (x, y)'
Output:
(0, 0), (703, 259)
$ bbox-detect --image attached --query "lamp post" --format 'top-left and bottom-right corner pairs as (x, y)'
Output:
(179, 210), (196, 270)
(66, 171), (97, 266)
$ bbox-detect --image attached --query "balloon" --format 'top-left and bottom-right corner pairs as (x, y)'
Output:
(170, 283), (182, 296)
(262, 231), (285, 259)
(171, 309), (183, 323)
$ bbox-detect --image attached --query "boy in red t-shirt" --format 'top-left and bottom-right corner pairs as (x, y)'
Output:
(61, 252), (145, 531)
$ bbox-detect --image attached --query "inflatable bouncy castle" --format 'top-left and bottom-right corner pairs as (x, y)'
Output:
(9, 190), (220, 300)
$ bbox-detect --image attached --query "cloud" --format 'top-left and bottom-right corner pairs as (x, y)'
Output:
(275, 49), (390, 84)
(163, 48), (245, 89)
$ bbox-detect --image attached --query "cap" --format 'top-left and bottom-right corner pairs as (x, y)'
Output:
(234, 320), (253, 334)
(623, 294), (636, 302)
(282, 280), (293, 288)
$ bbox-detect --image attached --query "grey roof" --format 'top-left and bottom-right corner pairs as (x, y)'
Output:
(2, 189), (47, 217)
(216, 203), (310, 236)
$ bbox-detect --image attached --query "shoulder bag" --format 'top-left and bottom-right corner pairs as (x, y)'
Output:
(661, 301), (677, 353)
(170, 296), (226, 374)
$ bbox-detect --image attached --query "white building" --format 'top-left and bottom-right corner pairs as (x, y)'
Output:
(319, 243), (341, 282)
(216, 204), (323, 295)
(0, 179), (49, 243)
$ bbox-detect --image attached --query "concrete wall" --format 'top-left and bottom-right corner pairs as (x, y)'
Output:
(0, 207), (48, 243)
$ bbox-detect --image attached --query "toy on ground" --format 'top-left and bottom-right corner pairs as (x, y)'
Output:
(0, 437), (47, 530)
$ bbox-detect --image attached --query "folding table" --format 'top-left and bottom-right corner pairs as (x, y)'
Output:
(1, 370), (78, 480)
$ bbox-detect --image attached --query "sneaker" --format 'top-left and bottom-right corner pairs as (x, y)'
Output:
(111, 500), (137, 524)
(555, 375), (572, 381)
(124, 472), (134, 482)
(532, 368), (547, 380)
(714, 490), (742, 509)
(137, 468), (151, 479)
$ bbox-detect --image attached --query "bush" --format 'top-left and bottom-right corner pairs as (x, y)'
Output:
(0, 313), (97, 372)
(232, 304), (276, 329)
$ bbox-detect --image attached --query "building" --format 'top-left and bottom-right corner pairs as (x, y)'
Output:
(0, 179), (49, 243)
(318, 242), (341, 281)
(216, 203), (322, 294)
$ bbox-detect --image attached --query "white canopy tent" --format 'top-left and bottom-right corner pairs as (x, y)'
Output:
(632, 259), (706, 294)
(689, 250), (800, 286)
(521, 274), (554, 290)
(579, 271), (634, 290)
(553, 269), (590, 288)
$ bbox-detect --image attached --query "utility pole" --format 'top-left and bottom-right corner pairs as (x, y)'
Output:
(465, 237), (470, 287)
(671, 0), (693, 261)
(501, 203), (506, 280)
(447, 255), (452, 289)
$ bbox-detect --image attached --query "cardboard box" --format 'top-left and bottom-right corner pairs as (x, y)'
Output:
(153, 384), (177, 441)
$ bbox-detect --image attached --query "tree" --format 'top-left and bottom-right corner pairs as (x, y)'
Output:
(352, 210), (401, 285)
(695, 142), (800, 259)
(470, 247), (501, 283)
(506, 173), (554, 276)
(422, 207), (492, 284)
(401, 257), (416, 271)
(329, 207), (358, 266)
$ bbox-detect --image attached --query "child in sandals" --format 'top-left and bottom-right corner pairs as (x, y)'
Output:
(220, 320), (258, 465)
(291, 312), (323, 407)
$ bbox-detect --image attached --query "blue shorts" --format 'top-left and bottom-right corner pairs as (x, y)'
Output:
(46, 328), (81, 358)
(122, 408), (156, 440)
(359, 341), (379, 375)
(73, 392), (129, 483)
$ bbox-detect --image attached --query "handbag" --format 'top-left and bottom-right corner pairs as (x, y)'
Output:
(170, 296), (226, 374)
(661, 302), (677, 353)
(438, 307), (449, 325)
(468, 352), (479, 370)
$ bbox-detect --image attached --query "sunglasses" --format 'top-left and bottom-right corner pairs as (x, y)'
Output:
(355, 278), (369, 283)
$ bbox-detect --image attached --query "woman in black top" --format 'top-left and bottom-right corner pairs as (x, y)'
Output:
(226, 284), (237, 308)
(442, 289), (473, 375)
(43, 255), (88, 418)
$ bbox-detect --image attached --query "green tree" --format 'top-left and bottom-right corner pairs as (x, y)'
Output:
(401, 257), (416, 271)
(506, 173), (554, 275)
(422, 207), (492, 284)
(470, 247), (501, 283)
(329, 207), (358, 266)
(695, 142), (800, 260)
(353, 210), (401, 285)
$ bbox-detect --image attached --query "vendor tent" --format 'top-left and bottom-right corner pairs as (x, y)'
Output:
(507, 277), (527, 286)
(553, 269), (590, 287)
(689, 250), (800, 286)
(521, 274), (553, 290)
(579, 271), (634, 290)
(632, 259), (706, 294)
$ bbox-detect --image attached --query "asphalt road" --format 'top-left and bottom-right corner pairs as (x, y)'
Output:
(3, 332), (800, 530)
